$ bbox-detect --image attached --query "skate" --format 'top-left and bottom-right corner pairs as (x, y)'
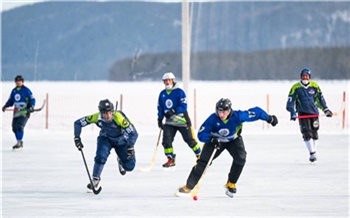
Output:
(309, 152), (317, 164)
(87, 177), (100, 193)
(225, 182), (236, 198)
(175, 185), (192, 197)
(12, 141), (23, 150)
(162, 154), (176, 168)
(117, 157), (126, 175)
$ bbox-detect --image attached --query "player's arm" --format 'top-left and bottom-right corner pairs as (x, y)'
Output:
(239, 107), (278, 126)
(114, 112), (138, 146)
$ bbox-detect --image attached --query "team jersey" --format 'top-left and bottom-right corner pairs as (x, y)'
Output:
(198, 107), (271, 143)
(74, 111), (138, 146)
(286, 81), (328, 115)
(4, 85), (36, 118)
(157, 83), (188, 127)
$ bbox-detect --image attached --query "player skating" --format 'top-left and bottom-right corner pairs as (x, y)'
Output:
(286, 68), (333, 163)
(157, 72), (201, 168)
(176, 98), (278, 198)
(2, 75), (36, 150)
(73, 99), (138, 192)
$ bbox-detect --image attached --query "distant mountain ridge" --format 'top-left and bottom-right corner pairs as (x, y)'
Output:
(1, 1), (349, 81)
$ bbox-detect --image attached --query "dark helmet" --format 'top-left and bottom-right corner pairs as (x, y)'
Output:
(300, 68), (311, 78)
(98, 99), (114, 113)
(14, 75), (24, 82)
(216, 98), (232, 114)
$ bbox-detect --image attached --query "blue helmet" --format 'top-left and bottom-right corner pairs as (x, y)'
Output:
(300, 68), (311, 78)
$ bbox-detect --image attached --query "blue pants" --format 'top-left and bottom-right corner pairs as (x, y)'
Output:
(92, 136), (136, 178)
(12, 115), (29, 141)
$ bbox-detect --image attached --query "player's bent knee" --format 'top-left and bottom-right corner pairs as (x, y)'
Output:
(94, 156), (107, 165)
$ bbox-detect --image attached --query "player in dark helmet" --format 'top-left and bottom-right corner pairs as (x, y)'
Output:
(287, 68), (333, 163)
(176, 98), (278, 198)
(74, 98), (138, 192)
(2, 75), (36, 150)
(98, 99), (114, 113)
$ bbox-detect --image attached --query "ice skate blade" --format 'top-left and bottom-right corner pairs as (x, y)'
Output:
(163, 166), (176, 172)
(12, 148), (23, 151)
(225, 190), (234, 198)
(174, 190), (191, 198)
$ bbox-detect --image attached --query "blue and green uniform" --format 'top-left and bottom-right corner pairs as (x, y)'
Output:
(286, 81), (329, 116)
(4, 85), (35, 141)
(157, 83), (200, 158)
(185, 107), (272, 189)
(74, 111), (138, 178)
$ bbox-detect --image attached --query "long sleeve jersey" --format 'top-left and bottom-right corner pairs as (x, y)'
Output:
(286, 81), (328, 115)
(4, 85), (36, 118)
(157, 83), (189, 127)
(74, 111), (138, 146)
(198, 107), (271, 143)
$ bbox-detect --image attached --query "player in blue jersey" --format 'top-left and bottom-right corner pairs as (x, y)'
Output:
(286, 68), (332, 163)
(73, 99), (138, 191)
(157, 72), (201, 168)
(2, 75), (36, 150)
(176, 98), (278, 198)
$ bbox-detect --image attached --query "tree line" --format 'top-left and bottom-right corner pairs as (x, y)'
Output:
(109, 47), (349, 81)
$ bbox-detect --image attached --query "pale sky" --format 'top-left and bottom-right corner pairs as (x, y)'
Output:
(1, 1), (44, 12)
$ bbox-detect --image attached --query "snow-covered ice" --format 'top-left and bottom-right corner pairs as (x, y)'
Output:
(1, 81), (349, 217)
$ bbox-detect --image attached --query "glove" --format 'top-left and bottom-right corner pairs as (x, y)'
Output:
(27, 106), (34, 113)
(290, 111), (296, 121)
(267, 115), (278, 126)
(127, 146), (135, 159)
(157, 118), (163, 129)
(2, 105), (6, 112)
(209, 137), (221, 149)
(324, 108), (333, 117)
(164, 109), (176, 119)
(74, 136), (83, 150)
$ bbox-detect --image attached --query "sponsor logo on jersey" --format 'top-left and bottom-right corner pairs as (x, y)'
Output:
(218, 128), (230, 137)
(165, 99), (173, 109)
(15, 94), (21, 101)
(309, 89), (315, 94)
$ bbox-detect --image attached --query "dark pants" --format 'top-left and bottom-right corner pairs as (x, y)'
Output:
(12, 115), (29, 140)
(93, 136), (136, 178)
(299, 117), (319, 141)
(162, 124), (198, 156)
(186, 136), (246, 189)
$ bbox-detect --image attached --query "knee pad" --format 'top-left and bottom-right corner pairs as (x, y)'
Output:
(234, 152), (247, 166)
(122, 160), (136, 171)
(312, 131), (318, 140)
(302, 132), (312, 141)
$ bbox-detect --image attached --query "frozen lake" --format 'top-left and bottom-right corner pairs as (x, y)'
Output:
(1, 80), (349, 217)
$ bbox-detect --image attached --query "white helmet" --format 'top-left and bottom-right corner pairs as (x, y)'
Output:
(162, 72), (175, 81)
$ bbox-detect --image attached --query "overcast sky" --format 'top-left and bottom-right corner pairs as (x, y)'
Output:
(1, 1), (44, 12)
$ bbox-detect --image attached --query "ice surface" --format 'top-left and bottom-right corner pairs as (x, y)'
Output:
(1, 81), (349, 217)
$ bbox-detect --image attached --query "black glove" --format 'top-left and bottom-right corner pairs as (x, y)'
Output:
(209, 137), (221, 149)
(165, 109), (176, 119)
(324, 108), (333, 117)
(27, 106), (34, 113)
(268, 115), (278, 126)
(127, 146), (135, 159)
(157, 118), (163, 129)
(290, 111), (296, 121)
(74, 136), (83, 150)
(2, 105), (6, 112)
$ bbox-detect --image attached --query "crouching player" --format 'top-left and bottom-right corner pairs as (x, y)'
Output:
(73, 99), (138, 192)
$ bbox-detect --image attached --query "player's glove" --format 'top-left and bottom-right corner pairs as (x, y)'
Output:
(27, 106), (34, 113)
(2, 105), (6, 112)
(127, 146), (135, 159)
(209, 137), (221, 149)
(165, 109), (176, 119)
(157, 118), (163, 129)
(267, 115), (278, 126)
(74, 136), (83, 150)
(290, 111), (297, 121)
(324, 108), (333, 117)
